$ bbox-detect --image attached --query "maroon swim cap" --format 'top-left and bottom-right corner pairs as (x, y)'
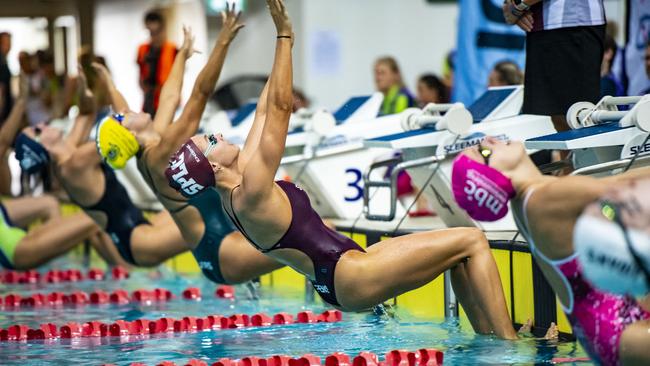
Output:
(165, 139), (215, 197)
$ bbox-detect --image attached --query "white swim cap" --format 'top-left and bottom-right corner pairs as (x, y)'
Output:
(574, 179), (650, 296)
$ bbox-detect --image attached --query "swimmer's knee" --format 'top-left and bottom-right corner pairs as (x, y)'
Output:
(131, 252), (165, 267)
(336, 291), (378, 312)
(40, 195), (61, 219)
(451, 227), (488, 256)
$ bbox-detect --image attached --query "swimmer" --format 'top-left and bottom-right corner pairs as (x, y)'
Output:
(452, 137), (650, 365)
(94, 5), (284, 283)
(0, 79), (100, 270)
(13, 32), (204, 267)
(163, 0), (517, 339)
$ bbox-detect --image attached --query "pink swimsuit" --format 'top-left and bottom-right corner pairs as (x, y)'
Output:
(516, 191), (650, 366)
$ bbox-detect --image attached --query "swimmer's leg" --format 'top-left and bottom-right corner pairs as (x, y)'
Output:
(130, 210), (188, 266)
(3, 195), (61, 227)
(87, 230), (130, 267)
(448, 259), (493, 333)
(218, 232), (285, 284)
(336, 227), (518, 339)
(0, 151), (11, 196)
(619, 319), (650, 365)
(13, 212), (98, 269)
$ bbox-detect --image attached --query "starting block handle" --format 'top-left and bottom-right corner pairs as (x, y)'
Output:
(601, 96), (643, 107)
(363, 156), (403, 221)
(363, 155), (444, 221)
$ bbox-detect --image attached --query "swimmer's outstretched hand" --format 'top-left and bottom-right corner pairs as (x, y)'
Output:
(17, 73), (28, 100)
(90, 61), (111, 84)
(76, 66), (96, 115)
(179, 25), (198, 60)
(217, 2), (244, 45)
(267, 0), (292, 39)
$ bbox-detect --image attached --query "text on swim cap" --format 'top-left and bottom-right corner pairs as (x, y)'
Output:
(586, 248), (635, 275)
(463, 169), (509, 215)
(169, 153), (205, 196)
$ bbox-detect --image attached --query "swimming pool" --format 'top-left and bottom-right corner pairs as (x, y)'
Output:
(0, 264), (592, 365)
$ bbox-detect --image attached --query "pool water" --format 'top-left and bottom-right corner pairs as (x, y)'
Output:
(0, 266), (593, 365)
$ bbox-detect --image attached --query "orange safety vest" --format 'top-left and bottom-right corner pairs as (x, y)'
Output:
(137, 41), (177, 111)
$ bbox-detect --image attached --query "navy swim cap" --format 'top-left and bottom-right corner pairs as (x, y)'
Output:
(14, 132), (51, 174)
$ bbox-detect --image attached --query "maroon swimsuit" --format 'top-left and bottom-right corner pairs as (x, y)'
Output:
(225, 180), (365, 306)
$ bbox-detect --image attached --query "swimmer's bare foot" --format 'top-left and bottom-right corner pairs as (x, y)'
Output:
(518, 318), (532, 334)
(544, 322), (559, 340)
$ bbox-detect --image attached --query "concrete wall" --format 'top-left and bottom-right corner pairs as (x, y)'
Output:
(94, 0), (628, 112)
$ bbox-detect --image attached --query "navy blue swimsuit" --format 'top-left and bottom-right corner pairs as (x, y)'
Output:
(225, 180), (365, 306)
(139, 153), (232, 283)
(188, 188), (236, 284)
(75, 164), (149, 265)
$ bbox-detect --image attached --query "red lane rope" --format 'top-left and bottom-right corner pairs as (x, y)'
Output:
(0, 309), (342, 342)
(0, 266), (129, 284)
(0, 286), (235, 309)
(100, 348), (444, 366)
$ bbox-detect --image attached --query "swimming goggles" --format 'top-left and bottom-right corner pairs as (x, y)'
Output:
(478, 144), (492, 165)
(203, 134), (218, 156)
(600, 200), (650, 287)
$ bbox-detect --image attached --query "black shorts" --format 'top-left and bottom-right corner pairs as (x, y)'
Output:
(522, 25), (605, 117)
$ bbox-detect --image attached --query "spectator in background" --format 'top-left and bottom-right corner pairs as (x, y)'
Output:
(503, 0), (605, 173)
(643, 41), (650, 95)
(374, 64), (432, 217)
(442, 50), (455, 98)
(488, 60), (524, 87)
(19, 51), (49, 126)
(374, 56), (415, 116)
(600, 35), (624, 97)
(36, 50), (67, 119)
(416, 74), (449, 107)
(503, 0), (605, 133)
(292, 88), (310, 113)
(137, 9), (177, 116)
(0, 32), (12, 124)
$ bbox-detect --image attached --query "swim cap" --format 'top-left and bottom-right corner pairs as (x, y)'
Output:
(95, 114), (139, 170)
(14, 133), (50, 174)
(165, 139), (215, 197)
(574, 179), (650, 296)
(451, 154), (515, 221)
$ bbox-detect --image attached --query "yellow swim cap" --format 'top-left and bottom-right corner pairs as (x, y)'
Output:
(95, 114), (140, 170)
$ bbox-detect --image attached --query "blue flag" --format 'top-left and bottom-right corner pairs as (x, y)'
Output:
(625, 0), (650, 95)
(454, 0), (527, 105)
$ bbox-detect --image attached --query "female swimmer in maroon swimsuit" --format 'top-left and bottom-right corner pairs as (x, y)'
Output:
(165, 0), (518, 339)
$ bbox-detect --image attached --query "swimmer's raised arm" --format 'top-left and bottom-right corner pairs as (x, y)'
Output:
(238, 75), (270, 169)
(152, 26), (196, 135)
(66, 68), (97, 147)
(0, 76), (27, 157)
(92, 61), (130, 114)
(530, 167), (650, 224)
(241, 0), (292, 200)
(155, 4), (243, 164)
(601, 166), (650, 183)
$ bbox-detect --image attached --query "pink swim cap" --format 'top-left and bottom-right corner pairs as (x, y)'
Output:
(451, 154), (515, 221)
(165, 139), (215, 197)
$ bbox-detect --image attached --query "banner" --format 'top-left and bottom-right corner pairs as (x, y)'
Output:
(453, 0), (527, 105)
(625, 0), (650, 95)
